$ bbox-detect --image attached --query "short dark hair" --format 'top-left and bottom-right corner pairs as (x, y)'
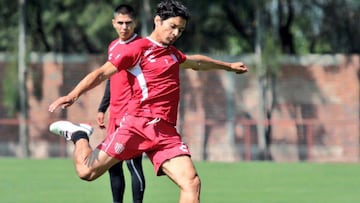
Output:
(155, 0), (190, 21)
(114, 4), (136, 19)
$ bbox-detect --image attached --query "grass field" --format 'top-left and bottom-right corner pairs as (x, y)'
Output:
(1, 158), (360, 203)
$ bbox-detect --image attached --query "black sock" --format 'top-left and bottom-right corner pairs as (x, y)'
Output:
(108, 162), (125, 203)
(71, 131), (89, 144)
(126, 156), (145, 203)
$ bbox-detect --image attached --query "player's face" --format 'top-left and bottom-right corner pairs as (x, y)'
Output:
(112, 14), (136, 41)
(155, 16), (186, 46)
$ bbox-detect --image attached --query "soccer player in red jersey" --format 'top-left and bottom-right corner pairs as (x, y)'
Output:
(49, 1), (248, 202)
(96, 5), (145, 203)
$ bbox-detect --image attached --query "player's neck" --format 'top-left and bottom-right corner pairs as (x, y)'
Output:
(148, 32), (167, 47)
(118, 34), (137, 43)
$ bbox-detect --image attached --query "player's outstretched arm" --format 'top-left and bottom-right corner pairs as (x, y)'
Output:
(48, 62), (118, 112)
(181, 54), (248, 74)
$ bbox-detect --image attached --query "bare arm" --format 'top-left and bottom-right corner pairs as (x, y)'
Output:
(181, 54), (248, 74)
(48, 62), (118, 112)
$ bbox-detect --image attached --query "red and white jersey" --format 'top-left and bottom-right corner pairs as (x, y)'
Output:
(107, 34), (141, 118)
(108, 37), (187, 125)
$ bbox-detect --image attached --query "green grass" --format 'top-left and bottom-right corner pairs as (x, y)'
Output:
(1, 158), (360, 203)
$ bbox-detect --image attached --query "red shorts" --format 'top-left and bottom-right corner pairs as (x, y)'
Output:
(106, 117), (123, 136)
(97, 114), (191, 176)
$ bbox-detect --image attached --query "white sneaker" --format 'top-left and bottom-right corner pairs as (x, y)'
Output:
(49, 120), (93, 141)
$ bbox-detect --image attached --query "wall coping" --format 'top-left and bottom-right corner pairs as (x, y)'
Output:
(0, 52), (351, 66)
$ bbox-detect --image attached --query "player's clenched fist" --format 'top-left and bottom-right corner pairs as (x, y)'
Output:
(230, 62), (248, 74)
(48, 96), (77, 112)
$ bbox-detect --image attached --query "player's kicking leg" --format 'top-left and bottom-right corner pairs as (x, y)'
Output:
(49, 120), (119, 181)
(161, 155), (201, 203)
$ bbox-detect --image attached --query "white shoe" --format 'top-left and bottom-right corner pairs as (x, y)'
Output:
(49, 120), (93, 141)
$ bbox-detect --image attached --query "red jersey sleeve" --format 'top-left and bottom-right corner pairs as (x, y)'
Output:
(108, 42), (142, 71)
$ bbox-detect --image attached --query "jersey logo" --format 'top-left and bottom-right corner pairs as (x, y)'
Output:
(114, 142), (125, 154)
(148, 55), (156, 63)
(179, 142), (189, 152)
(170, 54), (178, 62)
(144, 45), (157, 63)
(144, 49), (152, 57)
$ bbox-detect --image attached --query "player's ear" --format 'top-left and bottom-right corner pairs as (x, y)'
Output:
(154, 15), (161, 27)
(133, 19), (139, 28)
(111, 18), (117, 28)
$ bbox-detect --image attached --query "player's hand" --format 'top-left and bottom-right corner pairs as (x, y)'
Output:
(48, 96), (77, 112)
(96, 112), (106, 129)
(230, 62), (248, 74)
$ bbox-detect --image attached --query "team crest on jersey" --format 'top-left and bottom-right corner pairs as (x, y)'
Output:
(144, 45), (157, 63)
(144, 44), (156, 56)
(179, 142), (189, 152)
(114, 142), (124, 154)
(170, 54), (178, 62)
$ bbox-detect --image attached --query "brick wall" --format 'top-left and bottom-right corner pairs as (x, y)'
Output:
(0, 53), (359, 162)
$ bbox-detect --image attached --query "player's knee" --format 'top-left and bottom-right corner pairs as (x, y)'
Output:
(76, 168), (95, 181)
(192, 175), (201, 190)
(183, 174), (201, 192)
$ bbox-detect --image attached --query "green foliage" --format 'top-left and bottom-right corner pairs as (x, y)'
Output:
(262, 33), (281, 76)
(1, 0), (360, 54)
(226, 36), (246, 56)
(0, 1), (18, 52)
(292, 24), (311, 55)
(0, 1), (20, 116)
(2, 56), (19, 116)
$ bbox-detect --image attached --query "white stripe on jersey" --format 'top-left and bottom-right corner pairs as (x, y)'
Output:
(127, 61), (149, 102)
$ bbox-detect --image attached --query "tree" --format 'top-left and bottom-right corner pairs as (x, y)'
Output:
(18, 0), (30, 157)
(1, 0), (360, 54)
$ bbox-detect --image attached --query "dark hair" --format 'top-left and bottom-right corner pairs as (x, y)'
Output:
(155, 0), (190, 21)
(114, 4), (136, 19)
